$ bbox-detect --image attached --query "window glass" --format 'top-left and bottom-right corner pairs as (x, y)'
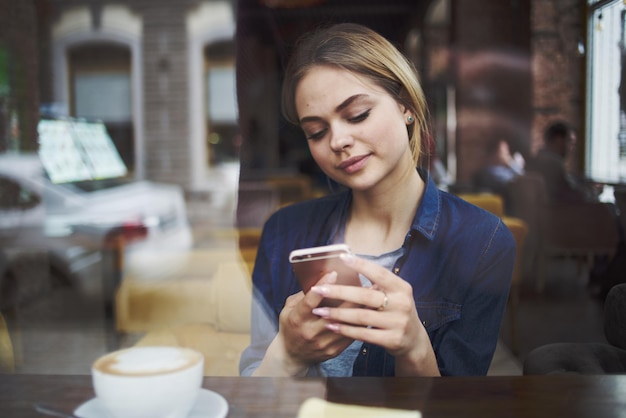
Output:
(74, 73), (132, 123)
(207, 66), (238, 123)
(205, 57), (239, 164)
(586, 0), (626, 182)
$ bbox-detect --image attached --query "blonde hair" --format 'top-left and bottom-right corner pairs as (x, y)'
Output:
(281, 23), (429, 165)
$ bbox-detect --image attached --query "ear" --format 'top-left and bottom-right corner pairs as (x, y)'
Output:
(404, 109), (415, 125)
(398, 104), (411, 123)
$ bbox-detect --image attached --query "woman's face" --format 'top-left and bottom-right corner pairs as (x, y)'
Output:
(295, 66), (414, 192)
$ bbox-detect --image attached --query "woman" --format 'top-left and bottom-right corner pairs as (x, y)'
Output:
(239, 23), (515, 377)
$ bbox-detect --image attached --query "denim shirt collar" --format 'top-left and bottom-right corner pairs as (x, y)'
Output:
(411, 170), (440, 241)
(328, 168), (441, 244)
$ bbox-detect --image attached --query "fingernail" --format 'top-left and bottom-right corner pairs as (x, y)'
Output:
(325, 271), (337, 283)
(310, 285), (330, 296)
(312, 307), (330, 318)
(325, 323), (340, 332)
(340, 253), (355, 265)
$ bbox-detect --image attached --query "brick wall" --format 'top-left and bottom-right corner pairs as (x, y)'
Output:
(135, 0), (196, 185)
(530, 0), (585, 173)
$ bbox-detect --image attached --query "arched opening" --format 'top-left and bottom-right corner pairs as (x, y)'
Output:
(68, 42), (134, 172)
(52, 6), (144, 179)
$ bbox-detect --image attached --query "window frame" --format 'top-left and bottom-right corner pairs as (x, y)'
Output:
(585, 0), (626, 184)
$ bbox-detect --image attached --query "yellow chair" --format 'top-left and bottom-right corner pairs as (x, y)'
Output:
(0, 312), (15, 373)
(116, 249), (252, 333)
(457, 192), (504, 217)
(116, 227), (260, 376)
(119, 255), (253, 376)
(501, 216), (528, 354)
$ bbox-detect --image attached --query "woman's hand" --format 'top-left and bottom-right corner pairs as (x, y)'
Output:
(310, 254), (440, 376)
(254, 271), (355, 376)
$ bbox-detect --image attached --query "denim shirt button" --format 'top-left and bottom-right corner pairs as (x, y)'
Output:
(361, 347), (367, 355)
(422, 320), (428, 327)
(393, 267), (400, 275)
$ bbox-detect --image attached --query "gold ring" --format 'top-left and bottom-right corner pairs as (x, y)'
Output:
(377, 292), (388, 311)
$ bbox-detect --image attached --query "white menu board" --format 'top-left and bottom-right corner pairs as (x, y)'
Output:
(37, 118), (128, 183)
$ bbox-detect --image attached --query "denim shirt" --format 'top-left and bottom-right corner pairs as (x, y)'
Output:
(239, 171), (515, 376)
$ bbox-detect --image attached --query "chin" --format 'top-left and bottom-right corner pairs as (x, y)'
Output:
(344, 177), (380, 192)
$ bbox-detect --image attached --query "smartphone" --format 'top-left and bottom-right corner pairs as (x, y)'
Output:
(289, 244), (361, 306)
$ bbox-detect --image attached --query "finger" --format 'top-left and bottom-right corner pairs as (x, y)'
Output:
(310, 283), (387, 310)
(300, 271), (338, 309)
(313, 304), (392, 329)
(340, 253), (392, 288)
(293, 330), (355, 363)
(341, 253), (412, 293)
(285, 292), (304, 308)
(325, 322), (399, 347)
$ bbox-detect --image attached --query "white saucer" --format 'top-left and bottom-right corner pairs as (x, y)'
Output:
(74, 388), (228, 418)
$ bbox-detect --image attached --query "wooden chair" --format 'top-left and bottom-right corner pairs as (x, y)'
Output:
(508, 173), (620, 292)
(536, 202), (620, 292)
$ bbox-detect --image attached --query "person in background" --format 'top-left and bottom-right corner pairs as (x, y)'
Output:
(474, 136), (525, 202)
(529, 121), (625, 297)
(239, 23), (515, 377)
(527, 121), (598, 204)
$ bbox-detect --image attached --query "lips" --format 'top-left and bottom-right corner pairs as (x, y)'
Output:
(337, 154), (371, 174)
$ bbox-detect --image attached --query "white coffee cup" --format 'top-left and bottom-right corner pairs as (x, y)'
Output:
(92, 346), (204, 418)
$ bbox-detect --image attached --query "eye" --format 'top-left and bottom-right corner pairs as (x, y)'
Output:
(305, 128), (327, 141)
(348, 109), (370, 123)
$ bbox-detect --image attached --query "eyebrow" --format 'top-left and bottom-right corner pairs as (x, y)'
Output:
(299, 94), (369, 125)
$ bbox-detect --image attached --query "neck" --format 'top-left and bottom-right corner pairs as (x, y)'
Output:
(346, 167), (424, 255)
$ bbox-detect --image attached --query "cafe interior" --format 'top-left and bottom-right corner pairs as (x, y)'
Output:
(1, 0), (626, 416)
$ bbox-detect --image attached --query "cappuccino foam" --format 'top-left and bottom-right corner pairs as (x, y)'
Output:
(94, 347), (201, 376)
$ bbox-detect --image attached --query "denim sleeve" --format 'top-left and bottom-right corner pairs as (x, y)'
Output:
(433, 219), (516, 376)
(238, 224), (279, 376)
(238, 288), (278, 376)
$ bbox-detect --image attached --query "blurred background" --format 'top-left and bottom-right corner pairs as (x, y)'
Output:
(1, 0), (624, 377)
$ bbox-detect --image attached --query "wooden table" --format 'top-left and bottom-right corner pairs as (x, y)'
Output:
(1, 374), (625, 417)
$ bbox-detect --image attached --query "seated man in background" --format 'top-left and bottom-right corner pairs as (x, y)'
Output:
(473, 136), (525, 211)
(528, 121), (624, 297)
(526, 121), (599, 204)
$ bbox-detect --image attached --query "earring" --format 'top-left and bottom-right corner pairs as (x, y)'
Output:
(407, 115), (414, 124)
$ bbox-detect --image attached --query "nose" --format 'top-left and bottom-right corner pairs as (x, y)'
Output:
(329, 124), (354, 152)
